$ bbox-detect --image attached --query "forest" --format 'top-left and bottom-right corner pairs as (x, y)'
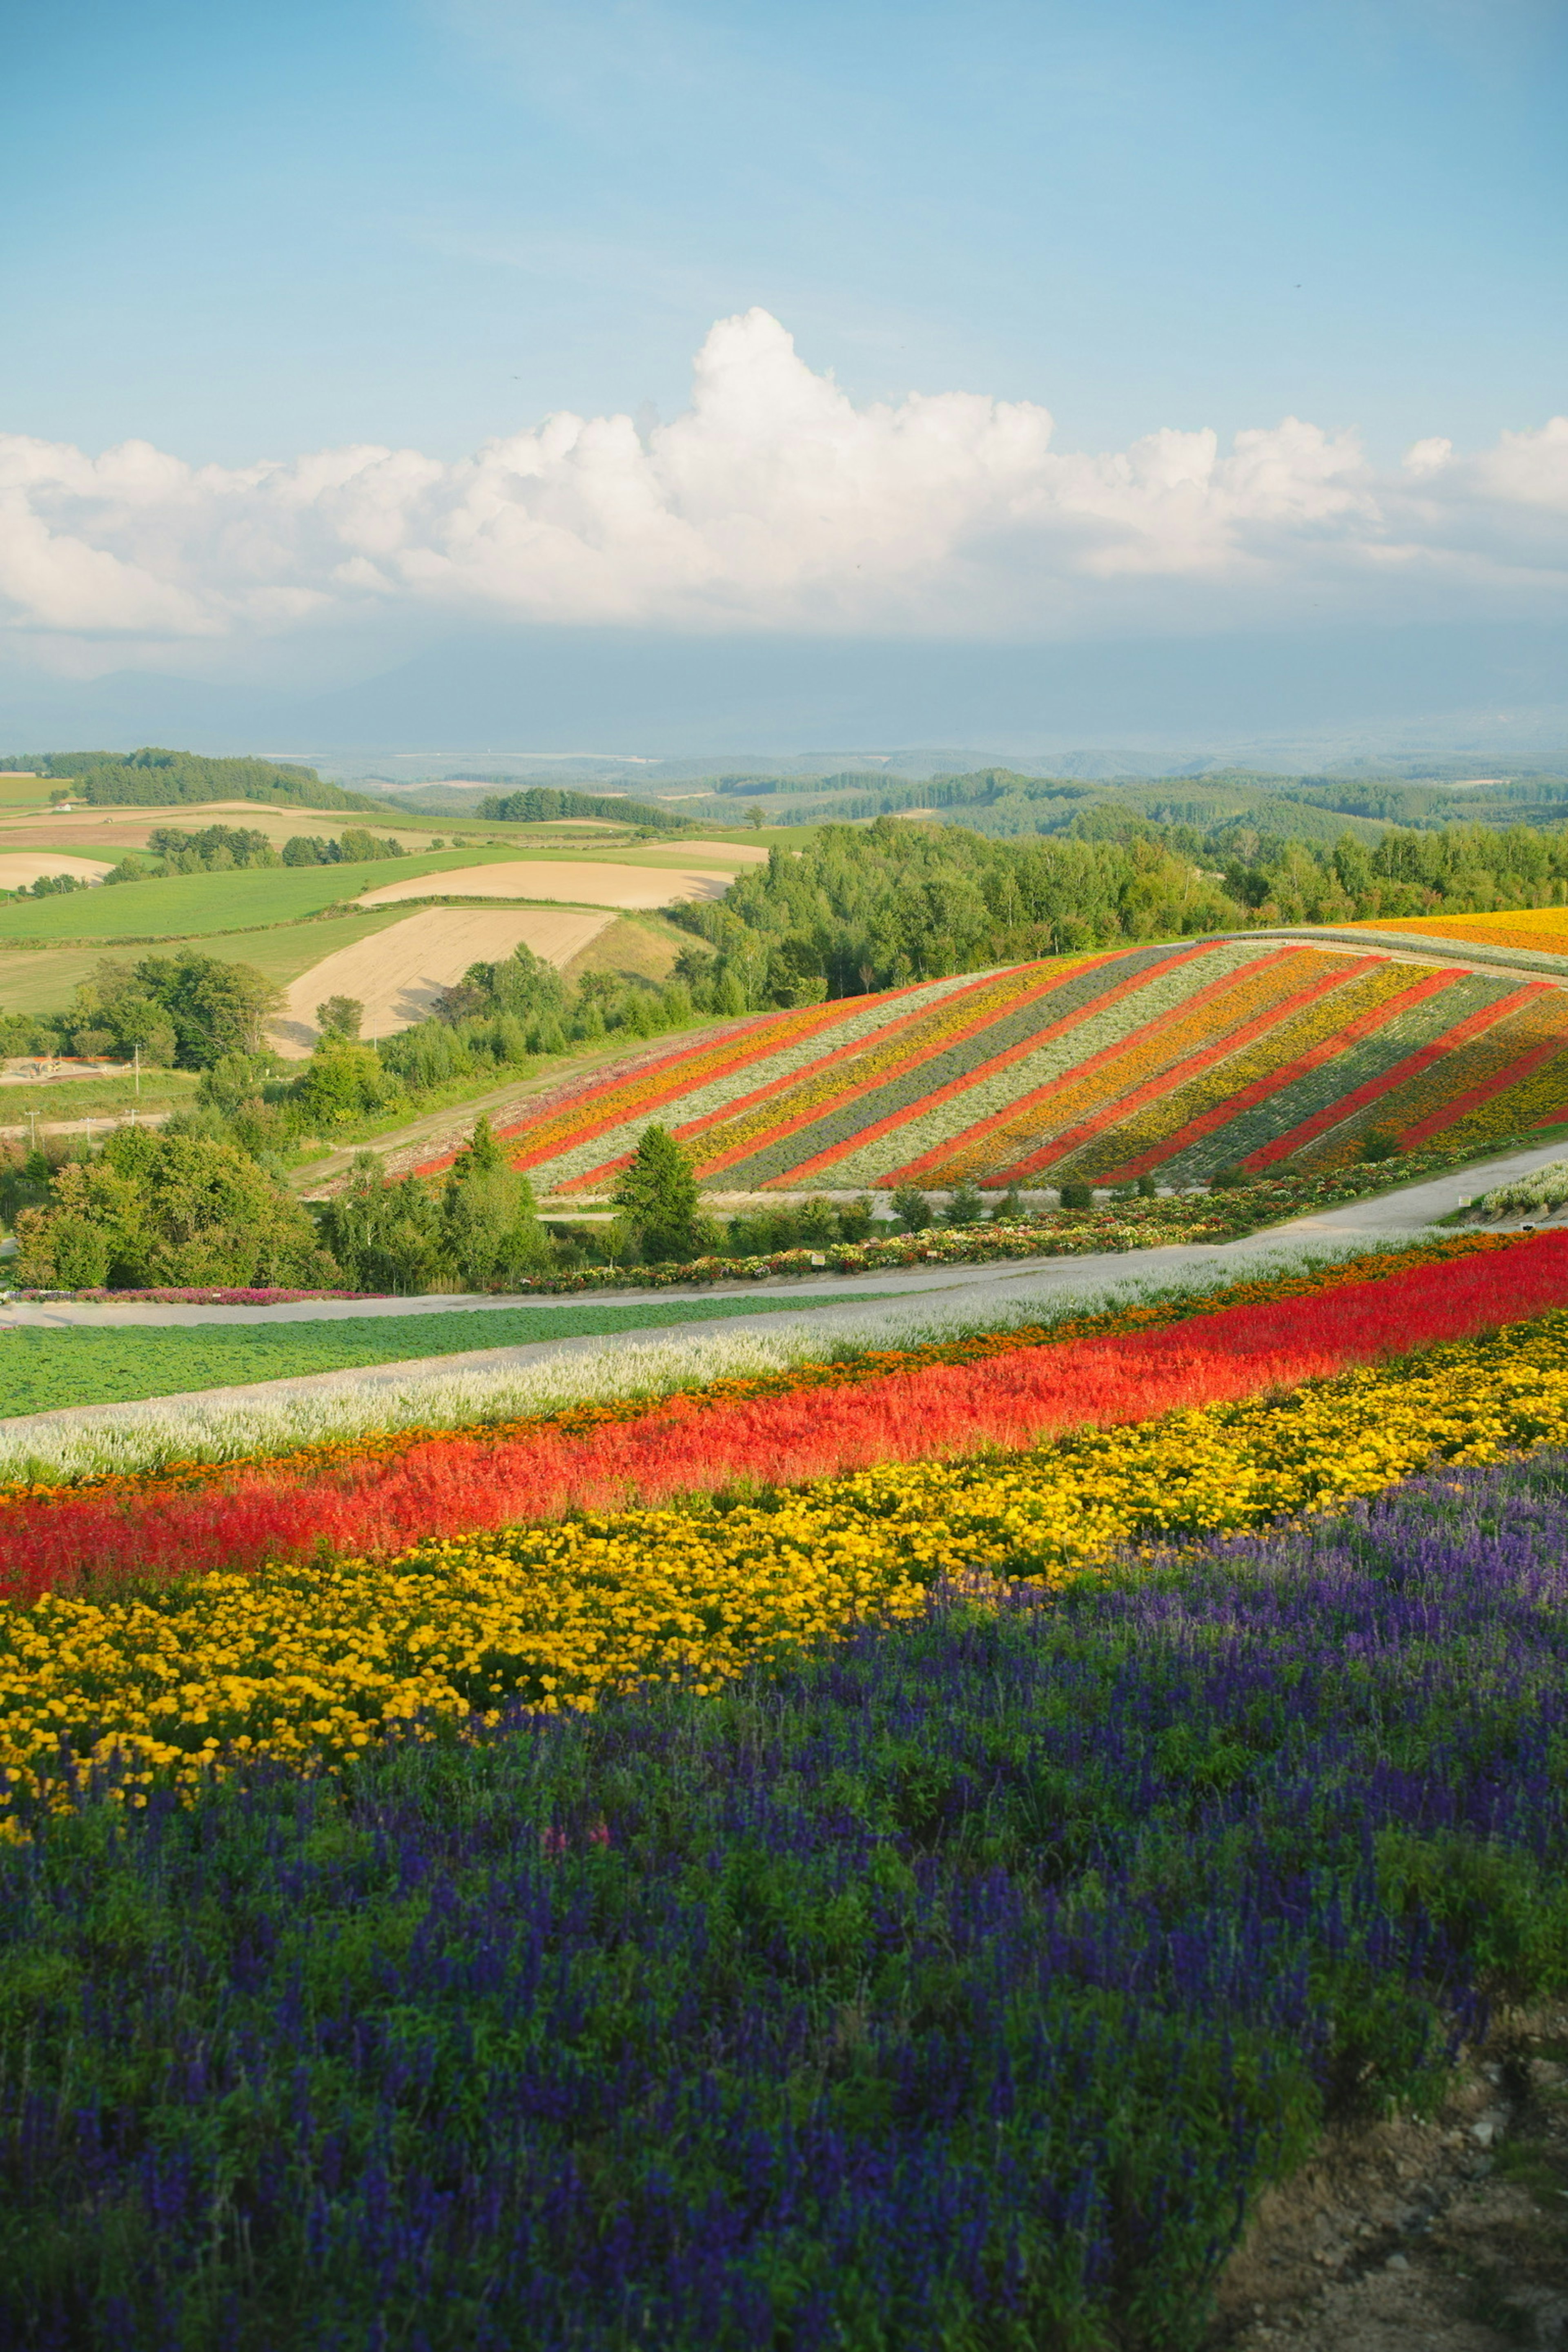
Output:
(0, 747), (384, 813)
(670, 813), (1568, 1006)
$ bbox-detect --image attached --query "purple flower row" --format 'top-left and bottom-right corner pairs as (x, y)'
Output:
(1, 1451), (1563, 2344)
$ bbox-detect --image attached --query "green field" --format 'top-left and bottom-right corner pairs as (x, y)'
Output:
(0, 1291), (877, 1417)
(0, 1069), (201, 1121)
(0, 908), (435, 1019)
(0, 846), (533, 945)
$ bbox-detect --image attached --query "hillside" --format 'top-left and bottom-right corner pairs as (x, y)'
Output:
(3, 748), (387, 814)
(448, 934), (1568, 1196)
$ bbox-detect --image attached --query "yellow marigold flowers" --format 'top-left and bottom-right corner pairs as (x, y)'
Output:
(4, 1311), (1568, 1825)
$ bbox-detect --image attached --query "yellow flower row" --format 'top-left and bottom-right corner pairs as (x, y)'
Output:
(1063, 957), (1416, 1178)
(7, 1313), (1568, 1827)
(1355, 904), (1568, 958)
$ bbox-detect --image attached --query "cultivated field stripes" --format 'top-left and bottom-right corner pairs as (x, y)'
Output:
(1425, 1002), (1568, 1158)
(774, 940), (1240, 1191)
(7, 1242), (1568, 1814)
(1402, 1030), (1568, 1150)
(1350, 907), (1568, 959)
(1084, 958), (1431, 1183)
(1290, 993), (1568, 1169)
(1136, 965), (1492, 1183)
(702, 949), (1220, 1190)
(492, 972), (986, 1189)
(1243, 976), (1545, 1172)
(911, 945), (1332, 1188)
(980, 949), (1368, 1186)
(0, 1238), (1389, 1491)
(591, 961), (1076, 1192)
(822, 940), (1288, 1191)
(0, 1234), (1559, 1607)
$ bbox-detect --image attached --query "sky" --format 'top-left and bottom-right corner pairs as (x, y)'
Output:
(2, 0), (1566, 757)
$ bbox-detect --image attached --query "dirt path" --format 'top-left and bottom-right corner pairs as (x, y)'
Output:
(1211, 2011), (1568, 2350)
(12, 1133), (1568, 1335)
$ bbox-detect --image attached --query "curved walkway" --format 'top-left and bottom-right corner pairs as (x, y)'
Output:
(2, 1140), (1563, 1444)
(0, 1136), (1559, 1335)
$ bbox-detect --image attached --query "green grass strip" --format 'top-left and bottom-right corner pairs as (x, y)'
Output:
(0, 1293), (898, 1419)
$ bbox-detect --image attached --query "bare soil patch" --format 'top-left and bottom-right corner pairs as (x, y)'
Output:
(355, 860), (737, 910)
(0, 851), (113, 890)
(273, 904), (613, 1055)
(1211, 2011), (1568, 2351)
(0, 803), (436, 853)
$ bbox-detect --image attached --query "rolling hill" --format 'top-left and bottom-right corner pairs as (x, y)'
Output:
(439, 933), (1568, 1196)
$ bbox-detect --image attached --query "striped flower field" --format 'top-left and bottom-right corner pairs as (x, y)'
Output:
(443, 933), (1568, 1193)
(10, 1227), (1568, 2343)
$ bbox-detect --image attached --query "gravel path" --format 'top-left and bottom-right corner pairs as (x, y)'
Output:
(2, 1139), (1563, 1444)
(2, 1137), (1561, 1336)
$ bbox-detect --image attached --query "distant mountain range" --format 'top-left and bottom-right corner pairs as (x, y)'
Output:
(2, 615), (1566, 777)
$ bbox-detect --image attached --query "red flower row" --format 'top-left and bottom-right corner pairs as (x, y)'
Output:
(3, 1232), (1564, 1603)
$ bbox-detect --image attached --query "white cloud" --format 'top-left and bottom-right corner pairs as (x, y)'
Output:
(1, 308), (1566, 647)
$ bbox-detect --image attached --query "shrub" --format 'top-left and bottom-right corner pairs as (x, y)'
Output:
(288, 1035), (404, 1126)
(942, 1180), (987, 1228)
(15, 1129), (337, 1290)
(890, 1182), (933, 1233)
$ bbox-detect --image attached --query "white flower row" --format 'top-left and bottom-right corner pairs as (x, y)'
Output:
(528, 970), (992, 1192)
(822, 942), (1277, 1187)
(0, 1235), (1379, 1490)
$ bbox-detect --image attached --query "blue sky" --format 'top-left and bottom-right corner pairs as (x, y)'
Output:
(3, 0), (1566, 754)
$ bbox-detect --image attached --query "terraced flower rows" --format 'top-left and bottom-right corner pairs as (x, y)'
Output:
(1350, 904), (1568, 958)
(11, 1232), (1568, 2343)
(5, 1230), (1568, 1817)
(471, 934), (1568, 1192)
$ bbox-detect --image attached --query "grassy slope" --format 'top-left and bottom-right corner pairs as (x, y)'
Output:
(0, 909), (427, 1017)
(0, 847), (535, 945)
(0, 1292), (872, 1417)
(0, 1070), (201, 1121)
(559, 912), (697, 989)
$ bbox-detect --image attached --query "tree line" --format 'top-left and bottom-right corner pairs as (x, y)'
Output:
(2, 747), (385, 813)
(667, 815), (1568, 1011)
(475, 785), (688, 831)
(102, 824), (408, 883)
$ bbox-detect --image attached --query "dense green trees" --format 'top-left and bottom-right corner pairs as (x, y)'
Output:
(669, 814), (1568, 1013)
(281, 830), (406, 866)
(2, 747), (382, 813)
(14, 1129), (336, 1290)
(475, 786), (685, 831)
(67, 953), (283, 1068)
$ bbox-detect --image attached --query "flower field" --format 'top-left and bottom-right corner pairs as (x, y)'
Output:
(1350, 903), (1568, 958)
(11, 1327), (1568, 2341)
(456, 934), (1568, 1193)
(0, 1229), (1566, 1822)
(0, 1231), (1544, 1604)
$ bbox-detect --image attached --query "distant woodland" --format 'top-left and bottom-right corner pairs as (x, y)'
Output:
(1, 747), (383, 813)
(671, 815), (1568, 1007)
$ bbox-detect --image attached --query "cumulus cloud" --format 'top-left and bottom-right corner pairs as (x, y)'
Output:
(1, 308), (1566, 648)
